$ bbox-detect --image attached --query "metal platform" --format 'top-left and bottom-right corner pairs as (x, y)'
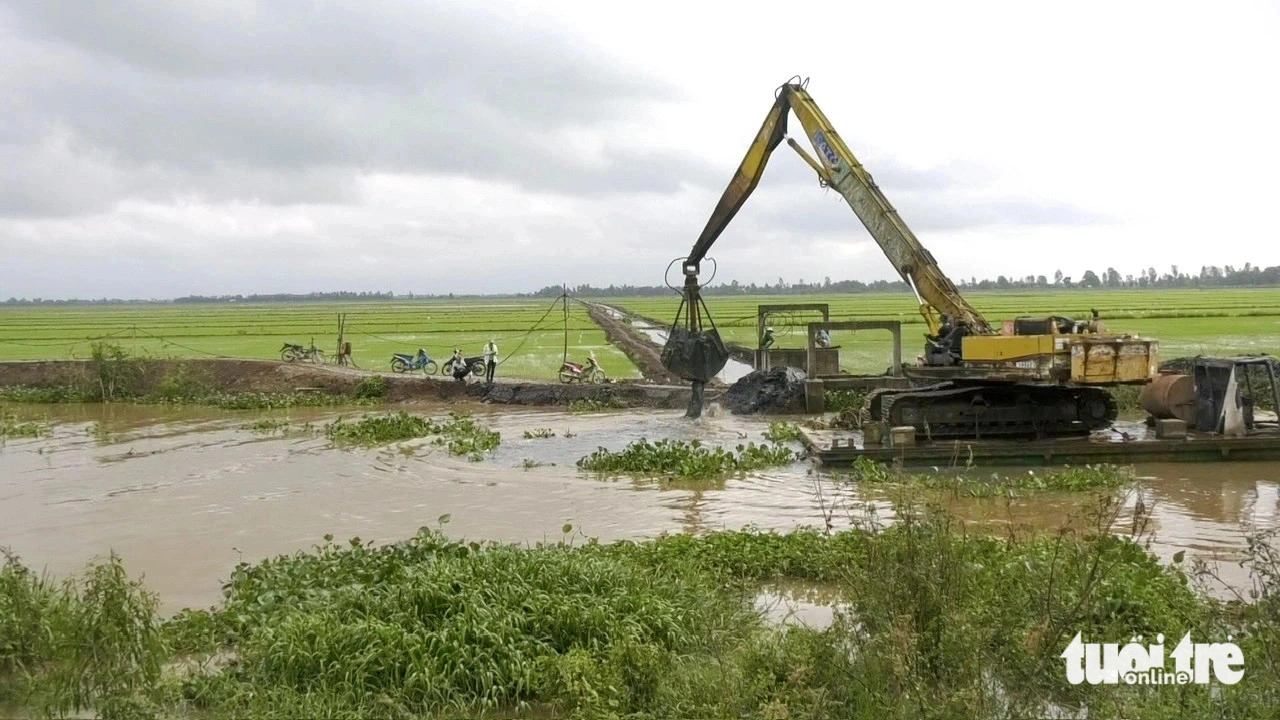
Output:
(804, 427), (1280, 467)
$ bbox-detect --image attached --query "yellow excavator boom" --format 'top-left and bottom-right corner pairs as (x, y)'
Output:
(687, 78), (990, 337)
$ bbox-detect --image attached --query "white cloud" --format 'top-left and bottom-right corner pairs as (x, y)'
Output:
(1, 0), (1278, 298)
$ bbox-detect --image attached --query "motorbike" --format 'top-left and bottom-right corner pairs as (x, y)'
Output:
(559, 357), (606, 384)
(281, 341), (324, 364)
(391, 348), (438, 375)
(443, 355), (486, 378)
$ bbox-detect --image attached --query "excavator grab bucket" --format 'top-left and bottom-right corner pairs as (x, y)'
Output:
(661, 326), (729, 383)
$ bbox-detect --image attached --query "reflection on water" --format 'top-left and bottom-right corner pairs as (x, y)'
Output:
(2, 402), (1278, 613)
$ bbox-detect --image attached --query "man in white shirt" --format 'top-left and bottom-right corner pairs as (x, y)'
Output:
(483, 338), (498, 383)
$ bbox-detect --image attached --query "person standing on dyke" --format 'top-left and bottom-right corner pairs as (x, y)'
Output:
(483, 337), (498, 383)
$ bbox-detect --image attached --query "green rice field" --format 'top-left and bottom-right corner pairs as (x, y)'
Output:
(613, 287), (1280, 374)
(1, 288), (1277, 379)
(0, 299), (643, 381)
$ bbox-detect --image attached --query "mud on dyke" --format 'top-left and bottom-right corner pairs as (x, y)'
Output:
(0, 358), (693, 409)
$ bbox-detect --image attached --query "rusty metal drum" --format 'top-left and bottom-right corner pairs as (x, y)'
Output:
(1139, 373), (1196, 424)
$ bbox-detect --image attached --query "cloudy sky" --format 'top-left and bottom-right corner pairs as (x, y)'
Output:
(2, 0), (1278, 299)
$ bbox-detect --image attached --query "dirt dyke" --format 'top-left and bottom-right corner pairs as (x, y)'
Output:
(584, 303), (684, 384)
(0, 359), (693, 409)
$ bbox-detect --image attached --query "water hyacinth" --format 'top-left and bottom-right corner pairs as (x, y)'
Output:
(0, 414), (44, 438)
(762, 421), (804, 444)
(840, 457), (1134, 495)
(324, 411), (500, 460)
(577, 438), (798, 479)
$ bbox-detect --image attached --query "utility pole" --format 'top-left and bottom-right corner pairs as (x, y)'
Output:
(335, 313), (348, 367)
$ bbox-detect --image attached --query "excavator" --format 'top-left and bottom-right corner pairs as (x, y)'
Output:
(661, 76), (1158, 438)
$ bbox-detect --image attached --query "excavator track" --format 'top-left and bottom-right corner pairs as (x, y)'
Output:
(866, 383), (1117, 440)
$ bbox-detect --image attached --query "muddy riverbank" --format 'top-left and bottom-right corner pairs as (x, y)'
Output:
(2, 401), (1276, 614)
(0, 358), (694, 408)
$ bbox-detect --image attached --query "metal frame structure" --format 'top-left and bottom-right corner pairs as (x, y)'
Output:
(755, 303), (830, 349)
(805, 320), (903, 378)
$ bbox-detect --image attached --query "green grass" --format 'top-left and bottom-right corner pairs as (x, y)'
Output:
(3, 499), (1277, 719)
(612, 288), (1280, 374)
(0, 299), (643, 381)
(5, 290), (1278, 382)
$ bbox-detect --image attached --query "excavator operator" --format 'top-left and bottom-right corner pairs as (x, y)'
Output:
(924, 314), (968, 366)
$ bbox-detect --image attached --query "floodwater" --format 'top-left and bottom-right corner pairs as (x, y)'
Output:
(2, 402), (1278, 614)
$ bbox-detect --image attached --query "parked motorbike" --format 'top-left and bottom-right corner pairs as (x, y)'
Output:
(281, 341), (324, 364)
(443, 355), (486, 379)
(391, 348), (438, 375)
(559, 357), (606, 384)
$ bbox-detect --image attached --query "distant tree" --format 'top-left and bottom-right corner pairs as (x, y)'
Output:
(1054, 269), (1064, 285)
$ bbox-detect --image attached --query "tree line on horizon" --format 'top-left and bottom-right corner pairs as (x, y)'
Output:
(536, 262), (1280, 298)
(3, 263), (1278, 305)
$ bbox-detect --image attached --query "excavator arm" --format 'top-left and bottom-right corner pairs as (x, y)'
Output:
(686, 78), (992, 337)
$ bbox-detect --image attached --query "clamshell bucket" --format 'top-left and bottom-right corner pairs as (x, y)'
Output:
(661, 326), (729, 383)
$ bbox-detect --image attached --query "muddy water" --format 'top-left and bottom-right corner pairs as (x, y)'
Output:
(2, 402), (1278, 614)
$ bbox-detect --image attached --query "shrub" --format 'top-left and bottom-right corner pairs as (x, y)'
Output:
(151, 365), (213, 401)
(350, 375), (388, 401)
(89, 342), (144, 402)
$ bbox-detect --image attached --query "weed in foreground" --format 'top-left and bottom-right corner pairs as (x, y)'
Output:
(6, 497), (1276, 719)
(1, 549), (164, 719)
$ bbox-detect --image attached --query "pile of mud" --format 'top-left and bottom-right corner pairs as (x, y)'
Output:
(721, 367), (806, 414)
